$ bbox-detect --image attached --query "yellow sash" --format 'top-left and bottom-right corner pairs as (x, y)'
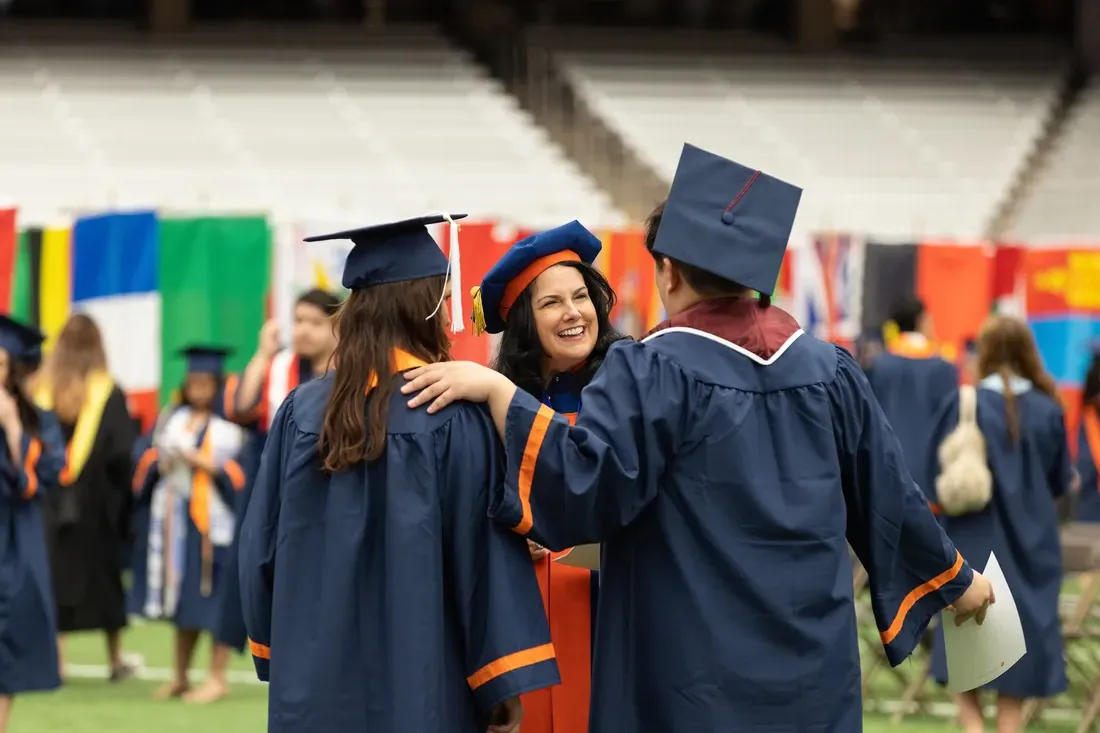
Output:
(33, 370), (115, 485)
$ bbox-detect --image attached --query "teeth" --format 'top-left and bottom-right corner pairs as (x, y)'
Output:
(559, 327), (583, 337)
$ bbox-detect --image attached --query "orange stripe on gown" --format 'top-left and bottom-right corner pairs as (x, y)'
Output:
(520, 551), (593, 733)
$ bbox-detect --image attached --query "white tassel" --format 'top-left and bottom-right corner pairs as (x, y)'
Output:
(426, 213), (464, 334)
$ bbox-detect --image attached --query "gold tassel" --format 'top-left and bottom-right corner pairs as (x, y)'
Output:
(882, 320), (900, 347)
(470, 286), (487, 337)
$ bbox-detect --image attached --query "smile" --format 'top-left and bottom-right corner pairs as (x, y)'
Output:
(558, 326), (585, 339)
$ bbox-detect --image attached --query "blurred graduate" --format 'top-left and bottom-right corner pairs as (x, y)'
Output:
(1076, 340), (1100, 522)
(131, 346), (248, 702)
(0, 316), (66, 733)
(925, 316), (1072, 732)
(238, 215), (560, 733)
(211, 288), (340, 659)
(867, 299), (960, 506)
(471, 220), (623, 733)
(403, 144), (995, 732)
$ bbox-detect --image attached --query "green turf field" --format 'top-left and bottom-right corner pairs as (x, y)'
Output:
(7, 620), (1081, 733)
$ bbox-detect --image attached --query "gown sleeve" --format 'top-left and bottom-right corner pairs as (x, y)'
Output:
(1045, 405), (1074, 498)
(828, 346), (974, 666)
(444, 406), (561, 713)
(131, 433), (160, 502)
(488, 341), (686, 550)
(9, 410), (67, 500)
(211, 434), (248, 504)
(238, 397), (293, 682)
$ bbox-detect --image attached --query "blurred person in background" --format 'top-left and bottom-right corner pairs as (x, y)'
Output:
(33, 314), (139, 682)
(0, 316), (66, 733)
(925, 315), (1071, 733)
(961, 336), (979, 385)
(131, 346), (248, 703)
(469, 220), (627, 733)
(240, 215), (559, 733)
(868, 298), (959, 507)
(212, 288), (340, 660)
(1075, 340), (1100, 521)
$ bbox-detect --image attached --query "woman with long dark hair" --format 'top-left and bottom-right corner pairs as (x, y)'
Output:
(0, 315), (66, 733)
(926, 315), (1071, 733)
(131, 346), (247, 702)
(238, 215), (559, 733)
(469, 220), (626, 733)
(33, 314), (138, 681)
(1076, 341), (1100, 522)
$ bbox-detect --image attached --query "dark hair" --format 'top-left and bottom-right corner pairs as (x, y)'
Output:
(643, 201), (766, 306)
(9, 362), (40, 438)
(1084, 355), (1100, 411)
(296, 288), (342, 317)
(890, 298), (925, 334)
(319, 276), (450, 473)
(492, 261), (627, 397)
(177, 372), (226, 410)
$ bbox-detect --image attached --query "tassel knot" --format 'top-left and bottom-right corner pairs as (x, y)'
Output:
(470, 286), (487, 336)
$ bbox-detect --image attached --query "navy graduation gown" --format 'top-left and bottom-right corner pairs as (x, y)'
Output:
(1076, 406), (1100, 522)
(132, 415), (248, 632)
(489, 298), (973, 733)
(238, 363), (560, 733)
(927, 383), (1070, 698)
(0, 411), (66, 695)
(868, 336), (959, 503)
(127, 431), (154, 617)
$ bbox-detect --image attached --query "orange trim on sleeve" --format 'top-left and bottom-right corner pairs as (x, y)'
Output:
(466, 643), (556, 690)
(515, 405), (556, 535)
(249, 639), (271, 660)
(880, 550), (965, 645)
(22, 438), (42, 499)
(562, 411), (578, 426)
(223, 459), (246, 491)
(132, 447), (158, 494)
(222, 374), (240, 420)
(500, 251), (583, 318)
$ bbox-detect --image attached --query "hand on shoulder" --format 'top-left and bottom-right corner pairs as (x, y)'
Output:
(400, 361), (512, 414)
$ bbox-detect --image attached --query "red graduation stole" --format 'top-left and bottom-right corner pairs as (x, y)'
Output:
(521, 551), (597, 733)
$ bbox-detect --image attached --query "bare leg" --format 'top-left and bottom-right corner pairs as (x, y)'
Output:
(105, 629), (122, 669)
(0, 694), (12, 733)
(154, 629), (199, 699)
(183, 639), (231, 703)
(957, 691), (986, 733)
(56, 635), (65, 680)
(995, 695), (1025, 733)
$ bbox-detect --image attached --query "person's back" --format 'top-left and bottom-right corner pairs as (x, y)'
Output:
(238, 214), (559, 733)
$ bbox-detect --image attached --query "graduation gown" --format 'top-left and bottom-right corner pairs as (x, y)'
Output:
(40, 379), (137, 633)
(213, 354), (315, 651)
(132, 410), (248, 632)
(1075, 405), (1100, 522)
(238, 351), (561, 733)
(0, 412), (66, 695)
(867, 333), (960, 504)
(927, 378), (1071, 698)
(488, 298), (974, 733)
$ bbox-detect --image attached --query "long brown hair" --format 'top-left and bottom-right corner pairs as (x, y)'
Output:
(976, 315), (1060, 443)
(318, 276), (451, 473)
(46, 313), (109, 382)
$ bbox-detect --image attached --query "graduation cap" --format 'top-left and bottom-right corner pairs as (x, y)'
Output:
(0, 314), (45, 363)
(180, 345), (232, 375)
(304, 214), (468, 333)
(652, 143), (802, 296)
(472, 220), (602, 336)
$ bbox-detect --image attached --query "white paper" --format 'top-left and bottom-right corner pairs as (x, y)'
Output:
(942, 552), (1027, 693)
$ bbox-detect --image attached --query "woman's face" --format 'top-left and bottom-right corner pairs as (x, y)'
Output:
(529, 265), (598, 374)
(184, 372), (219, 410)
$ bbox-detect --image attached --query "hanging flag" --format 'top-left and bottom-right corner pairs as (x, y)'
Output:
(70, 211), (160, 426)
(790, 232), (864, 349)
(39, 224), (72, 351)
(157, 216), (271, 405)
(0, 208), (16, 314)
(10, 228), (42, 327)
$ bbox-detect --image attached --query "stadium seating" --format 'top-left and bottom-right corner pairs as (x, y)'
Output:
(556, 49), (1063, 240)
(0, 27), (624, 229)
(1009, 78), (1100, 242)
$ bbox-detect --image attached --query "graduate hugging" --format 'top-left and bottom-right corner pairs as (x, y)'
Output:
(402, 143), (999, 733)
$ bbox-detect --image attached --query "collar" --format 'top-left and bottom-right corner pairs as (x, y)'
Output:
(645, 297), (801, 362)
(365, 349), (431, 393)
(979, 373), (1033, 395)
(888, 332), (939, 359)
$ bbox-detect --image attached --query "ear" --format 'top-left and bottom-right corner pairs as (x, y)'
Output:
(664, 258), (682, 293)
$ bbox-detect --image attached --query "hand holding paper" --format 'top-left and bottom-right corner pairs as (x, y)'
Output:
(942, 552), (1027, 693)
(948, 569), (996, 626)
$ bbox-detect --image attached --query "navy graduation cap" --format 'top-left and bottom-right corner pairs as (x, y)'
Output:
(304, 213), (468, 333)
(0, 314), (45, 362)
(652, 143), (802, 296)
(472, 220), (602, 336)
(180, 345), (232, 375)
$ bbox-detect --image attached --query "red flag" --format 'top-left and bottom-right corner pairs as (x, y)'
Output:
(0, 208), (16, 313)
